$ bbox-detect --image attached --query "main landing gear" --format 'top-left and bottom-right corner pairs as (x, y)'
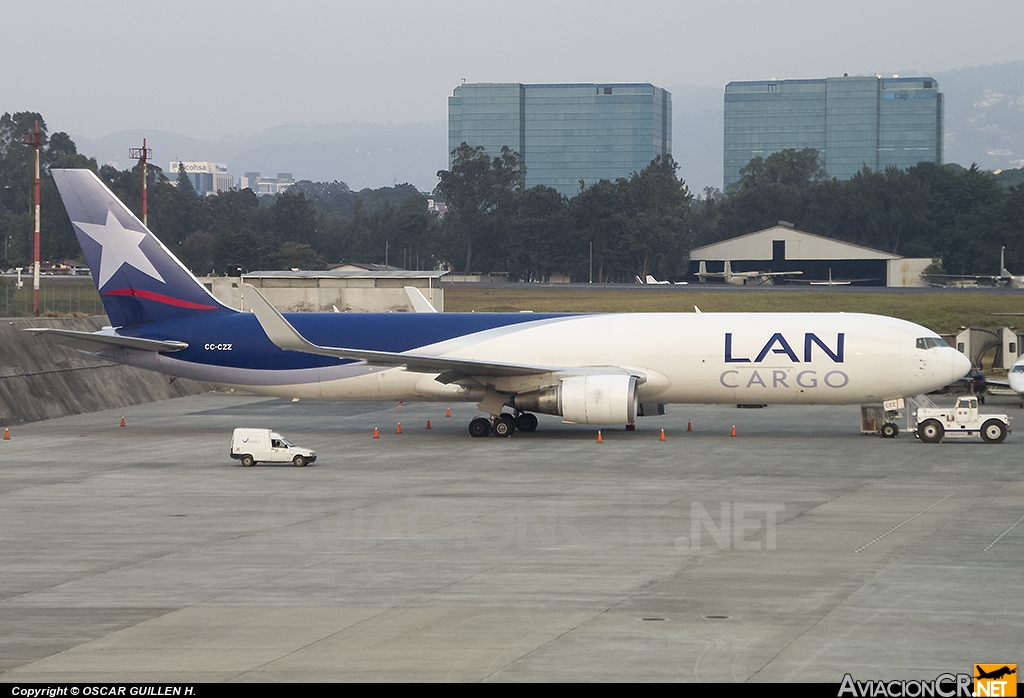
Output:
(468, 412), (539, 438)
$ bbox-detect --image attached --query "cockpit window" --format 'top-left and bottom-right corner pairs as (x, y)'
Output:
(1011, 365), (1024, 374)
(916, 337), (948, 350)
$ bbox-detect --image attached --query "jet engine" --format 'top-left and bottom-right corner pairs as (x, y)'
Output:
(514, 374), (639, 424)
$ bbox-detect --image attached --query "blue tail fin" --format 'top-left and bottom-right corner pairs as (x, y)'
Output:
(52, 169), (237, 327)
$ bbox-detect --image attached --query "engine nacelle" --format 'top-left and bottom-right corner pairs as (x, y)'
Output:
(514, 374), (639, 425)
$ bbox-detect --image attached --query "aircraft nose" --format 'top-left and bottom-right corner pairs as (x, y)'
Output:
(951, 349), (971, 381)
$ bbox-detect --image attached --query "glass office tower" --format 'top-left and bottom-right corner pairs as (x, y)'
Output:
(723, 76), (942, 189)
(448, 83), (672, 197)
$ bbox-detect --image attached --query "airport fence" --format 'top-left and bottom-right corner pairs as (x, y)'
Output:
(1, 276), (104, 318)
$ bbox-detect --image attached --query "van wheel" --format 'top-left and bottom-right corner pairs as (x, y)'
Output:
(241, 455), (255, 467)
(293, 454), (307, 467)
(981, 419), (1007, 444)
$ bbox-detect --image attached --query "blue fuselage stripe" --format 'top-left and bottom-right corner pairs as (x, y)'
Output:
(125, 312), (574, 371)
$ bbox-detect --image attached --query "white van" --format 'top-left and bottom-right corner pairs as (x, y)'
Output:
(230, 428), (317, 467)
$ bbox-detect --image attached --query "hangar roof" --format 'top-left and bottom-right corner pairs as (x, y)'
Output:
(691, 226), (902, 261)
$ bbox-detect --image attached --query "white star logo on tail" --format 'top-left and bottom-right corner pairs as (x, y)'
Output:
(73, 211), (165, 288)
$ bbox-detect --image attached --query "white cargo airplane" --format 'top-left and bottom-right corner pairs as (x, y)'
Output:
(29, 169), (970, 437)
(695, 260), (803, 285)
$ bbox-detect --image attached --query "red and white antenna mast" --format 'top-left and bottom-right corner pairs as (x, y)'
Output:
(20, 121), (43, 315)
(129, 138), (152, 226)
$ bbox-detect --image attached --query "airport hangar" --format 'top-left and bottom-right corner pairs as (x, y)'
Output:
(687, 223), (933, 287)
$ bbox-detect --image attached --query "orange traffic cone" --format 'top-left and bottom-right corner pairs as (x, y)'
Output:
(445, 407), (451, 417)
(597, 430), (603, 443)
(687, 421), (692, 432)
(373, 426), (379, 439)
(426, 419), (432, 429)
(120, 416), (126, 428)
(659, 428), (666, 441)
(3, 427), (9, 440)
(396, 422), (402, 434)
(731, 425), (737, 437)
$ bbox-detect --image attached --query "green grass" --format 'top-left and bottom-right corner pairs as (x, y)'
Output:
(444, 286), (1024, 336)
(1, 279), (104, 317)
(6, 278), (1023, 337)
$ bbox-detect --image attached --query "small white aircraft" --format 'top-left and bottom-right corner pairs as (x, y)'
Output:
(695, 260), (803, 286)
(635, 274), (686, 285)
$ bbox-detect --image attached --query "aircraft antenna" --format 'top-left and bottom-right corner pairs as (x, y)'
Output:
(129, 138), (152, 226)
(20, 121), (43, 315)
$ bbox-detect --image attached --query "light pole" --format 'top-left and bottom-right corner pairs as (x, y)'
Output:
(20, 121), (43, 315)
(129, 138), (152, 226)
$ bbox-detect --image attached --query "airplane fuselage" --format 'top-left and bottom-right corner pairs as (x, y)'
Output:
(116, 311), (967, 406)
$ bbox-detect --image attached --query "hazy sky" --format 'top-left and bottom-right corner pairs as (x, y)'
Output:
(3, 0), (1023, 141)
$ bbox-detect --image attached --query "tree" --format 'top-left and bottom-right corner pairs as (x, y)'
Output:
(176, 162), (198, 197)
(508, 186), (571, 282)
(268, 190), (317, 244)
(435, 143), (523, 273)
(572, 178), (629, 283)
(714, 148), (826, 237)
(273, 241), (325, 271)
(622, 154), (692, 279)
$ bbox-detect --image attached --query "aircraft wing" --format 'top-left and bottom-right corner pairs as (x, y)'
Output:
(787, 277), (875, 285)
(24, 328), (188, 353)
(923, 273), (1004, 286)
(242, 283), (638, 382)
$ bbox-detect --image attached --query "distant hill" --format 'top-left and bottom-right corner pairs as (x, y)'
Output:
(996, 167), (1024, 188)
(929, 61), (1024, 171)
(69, 62), (1024, 196)
(72, 122), (448, 193)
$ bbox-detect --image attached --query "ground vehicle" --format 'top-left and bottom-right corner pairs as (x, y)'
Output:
(914, 397), (1010, 444)
(230, 428), (317, 466)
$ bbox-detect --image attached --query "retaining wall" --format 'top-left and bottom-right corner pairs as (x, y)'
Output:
(0, 316), (211, 426)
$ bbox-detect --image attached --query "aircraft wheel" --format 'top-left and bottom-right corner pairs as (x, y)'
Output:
(293, 454), (307, 467)
(918, 419), (944, 444)
(492, 414), (515, 437)
(515, 412), (539, 432)
(241, 455), (255, 467)
(468, 417), (491, 438)
(981, 419), (1007, 444)
(881, 423), (899, 439)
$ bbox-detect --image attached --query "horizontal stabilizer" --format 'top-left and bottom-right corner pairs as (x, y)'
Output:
(24, 328), (188, 353)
